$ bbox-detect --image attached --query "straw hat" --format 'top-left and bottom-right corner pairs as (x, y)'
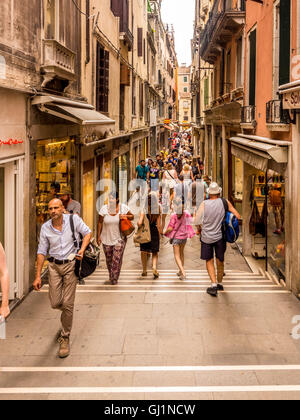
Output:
(207, 182), (222, 195)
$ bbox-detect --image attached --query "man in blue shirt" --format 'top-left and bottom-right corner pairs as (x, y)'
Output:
(135, 160), (149, 181)
(33, 198), (92, 358)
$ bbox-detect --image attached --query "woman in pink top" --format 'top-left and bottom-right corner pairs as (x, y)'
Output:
(164, 198), (195, 280)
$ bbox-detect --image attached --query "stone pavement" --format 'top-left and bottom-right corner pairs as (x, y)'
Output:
(1, 235), (300, 400)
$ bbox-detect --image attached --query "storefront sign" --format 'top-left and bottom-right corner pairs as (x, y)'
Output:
(0, 139), (24, 146)
(282, 90), (300, 109)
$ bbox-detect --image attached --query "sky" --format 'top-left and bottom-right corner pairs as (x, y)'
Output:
(161, 0), (195, 66)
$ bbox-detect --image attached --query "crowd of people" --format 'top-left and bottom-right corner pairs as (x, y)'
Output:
(30, 130), (240, 358)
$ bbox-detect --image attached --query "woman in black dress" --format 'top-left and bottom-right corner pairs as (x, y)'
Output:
(137, 192), (162, 279)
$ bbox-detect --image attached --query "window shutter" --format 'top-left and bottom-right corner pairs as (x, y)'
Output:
(120, 64), (131, 86)
(279, 0), (291, 86)
(204, 78), (209, 107)
(110, 0), (120, 16)
(139, 80), (144, 117)
(104, 50), (109, 112)
(138, 28), (143, 57)
(249, 29), (256, 106)
(96, 43), (109, 113)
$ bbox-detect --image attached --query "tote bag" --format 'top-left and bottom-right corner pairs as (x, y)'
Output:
(133, 214), (151, 244)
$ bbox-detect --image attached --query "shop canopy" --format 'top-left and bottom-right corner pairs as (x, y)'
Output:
(229, 135), (289, 172)
(32, 95), (115, 140)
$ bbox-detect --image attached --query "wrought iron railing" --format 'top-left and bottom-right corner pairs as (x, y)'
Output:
(241, 105), (256, 124)
(266, 99), (290, 124)
(120, 21), (133, 47)
(200, 0), (245, 58)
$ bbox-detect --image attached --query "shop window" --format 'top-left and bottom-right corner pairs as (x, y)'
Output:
(96, 43), (109, 113)
(249, 170), (286, 281)
(232, 156), (243, 218)
(83, 159), (95, 232)
(36, 138), (76, 233)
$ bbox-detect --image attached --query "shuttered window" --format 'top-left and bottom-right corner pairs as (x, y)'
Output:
(139, 80), (144, 117)
(279, 0), (290, 86)
(110, 0), (120, 16)
(96, 43), (109, 113)
(138, 28), (143, 57)
(249, 29), (256, 106)
(204, 78), (209, 107)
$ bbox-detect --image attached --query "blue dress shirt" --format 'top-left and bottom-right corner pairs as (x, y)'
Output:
(37, 214), (91, 260)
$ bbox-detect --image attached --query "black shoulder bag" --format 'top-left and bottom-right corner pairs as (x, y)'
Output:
(70, 215), (100, 279)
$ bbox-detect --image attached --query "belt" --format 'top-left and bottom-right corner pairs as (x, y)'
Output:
(48, 257), (74, 265)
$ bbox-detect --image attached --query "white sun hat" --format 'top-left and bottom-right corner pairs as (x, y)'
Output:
(207, 182), (222, 195)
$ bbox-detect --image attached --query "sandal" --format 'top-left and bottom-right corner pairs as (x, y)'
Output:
(153, 270), (159, 279)
(141, 272), (148, 277)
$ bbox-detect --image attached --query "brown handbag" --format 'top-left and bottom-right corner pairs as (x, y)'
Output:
(120, 217), (135, 237)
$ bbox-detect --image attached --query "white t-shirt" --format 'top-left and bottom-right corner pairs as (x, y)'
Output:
(99, 204), (130, 246)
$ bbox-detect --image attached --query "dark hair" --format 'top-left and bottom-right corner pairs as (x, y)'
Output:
(178, 175), (184, 182)
(176, 159), (183, 175)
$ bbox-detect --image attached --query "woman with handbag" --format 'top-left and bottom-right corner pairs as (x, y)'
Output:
(97, 192), (134, 285)
(164, 198), (195, 280)
(137, 192), (162, 279)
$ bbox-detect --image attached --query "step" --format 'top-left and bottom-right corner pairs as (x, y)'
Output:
(1, 365), (300, 399)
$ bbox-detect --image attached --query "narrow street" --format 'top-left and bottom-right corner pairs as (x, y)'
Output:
(1, 0), (300, 404)
(1, 235), (300, 400)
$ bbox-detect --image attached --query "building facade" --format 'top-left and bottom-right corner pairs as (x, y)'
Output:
(0, 0), (178, 304)
(178, 65), (192, 129)
(196, 0), (299, 295)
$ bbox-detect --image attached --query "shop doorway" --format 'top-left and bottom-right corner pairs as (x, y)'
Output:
(0, 159), (24, 300)
(83, 159), (95, 233)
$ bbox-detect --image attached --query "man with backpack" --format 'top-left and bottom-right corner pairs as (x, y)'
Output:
(195, 182), (240, 297)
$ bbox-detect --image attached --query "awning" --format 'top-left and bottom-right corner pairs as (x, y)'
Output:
(164, 125), (173, 131)
(229, 136), (288, 172)
(32, 95), (115, 140)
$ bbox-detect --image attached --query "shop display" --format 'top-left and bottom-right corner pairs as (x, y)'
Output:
(36, 138), (76, 228)
(249, 170), (286, 279)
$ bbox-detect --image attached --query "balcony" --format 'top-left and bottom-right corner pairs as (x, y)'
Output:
(266, 99), (290, 132)
(41, 39), (76, 88)
(120, 21), (133, 51)
(200, 0), (245, 64)
(148, 22), (157, 54)
(241, 105), (256, 130)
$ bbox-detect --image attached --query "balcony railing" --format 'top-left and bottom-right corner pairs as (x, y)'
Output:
(120, 21), (133, 51)
(266, 99), (290, 125)
(41, 39), (76, 87)
(241, 106), (256, 124)
(200, 0), (245, 63)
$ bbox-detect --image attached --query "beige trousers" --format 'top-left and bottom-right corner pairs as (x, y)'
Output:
(48, 261), (77, 338)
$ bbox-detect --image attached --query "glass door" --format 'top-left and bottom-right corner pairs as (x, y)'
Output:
(0, 167), (4, 245)
(0, 160), (24, 300)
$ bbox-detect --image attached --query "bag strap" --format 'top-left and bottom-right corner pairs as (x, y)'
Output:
(70, 215), (79, 250)
(171, 212), (186, 239)
(167, 170), (175, 180)
(221, 198), (229, 215)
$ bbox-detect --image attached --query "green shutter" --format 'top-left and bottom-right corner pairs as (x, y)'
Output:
(204, 78), (209, 106)
(279, 0), (291, 86)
